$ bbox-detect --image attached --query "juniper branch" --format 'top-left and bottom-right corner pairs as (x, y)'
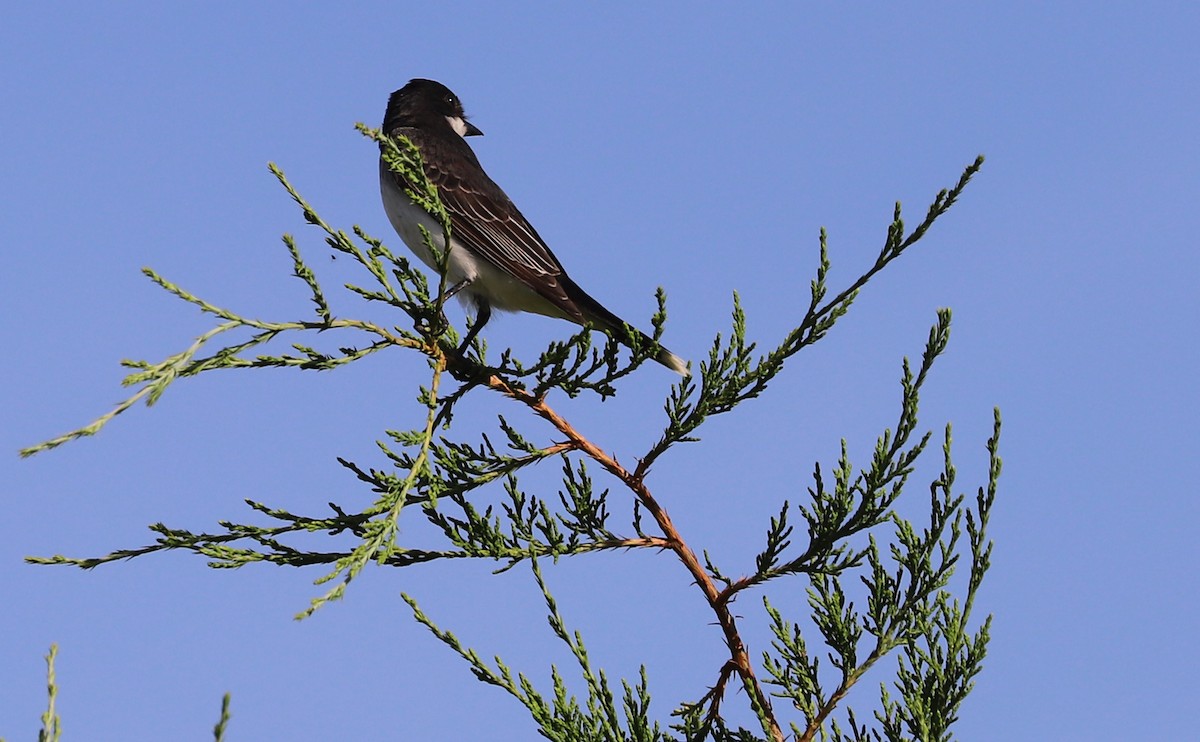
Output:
(638, 156), (984, 479)
(19, 135), (991, 742)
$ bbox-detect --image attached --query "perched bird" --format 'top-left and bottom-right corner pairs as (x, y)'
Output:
(378, 78), (689, 376)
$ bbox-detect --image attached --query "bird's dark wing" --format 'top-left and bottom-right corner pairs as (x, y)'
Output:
(393, 128), (587, 322)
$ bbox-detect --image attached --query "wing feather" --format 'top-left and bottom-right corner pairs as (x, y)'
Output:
(386, 129), (587, 319)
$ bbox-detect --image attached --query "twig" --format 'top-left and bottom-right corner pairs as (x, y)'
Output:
(481, 371), (784, 742)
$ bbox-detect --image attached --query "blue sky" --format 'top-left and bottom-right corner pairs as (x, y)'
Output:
(5, 4), (1198, 740)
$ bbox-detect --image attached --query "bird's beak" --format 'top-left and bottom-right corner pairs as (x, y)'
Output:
(465, 120), (484, 137)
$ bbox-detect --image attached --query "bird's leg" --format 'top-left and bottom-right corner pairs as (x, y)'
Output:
(457, 300), (492, 357)
(418, 276), (474, 337)
(438, 276), (473, 303)
(435, 276), (475, 334)
(443, 300), (491, 387)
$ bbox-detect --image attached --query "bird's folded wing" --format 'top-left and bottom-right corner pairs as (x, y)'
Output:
(385, 130), (588, 321)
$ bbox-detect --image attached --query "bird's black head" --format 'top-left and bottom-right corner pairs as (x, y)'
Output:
(383, 78), (484, 138)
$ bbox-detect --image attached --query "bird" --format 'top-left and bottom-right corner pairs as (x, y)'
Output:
(377, 78), (689, 376)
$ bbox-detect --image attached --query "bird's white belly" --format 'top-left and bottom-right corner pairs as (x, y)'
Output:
(380, 175), (466, 277)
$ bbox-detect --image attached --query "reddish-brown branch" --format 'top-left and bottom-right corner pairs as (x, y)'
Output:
(591, 535), (673, 551)
(799, 685), (852, 742)
(700, 660), (738, 733)
(797, 648), (884, 742)
(482, 372), (784, 742)
(538, 441), (577, 457)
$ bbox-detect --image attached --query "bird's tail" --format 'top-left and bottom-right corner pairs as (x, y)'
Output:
(563, 277), (690, 376)
(605, 320), (690, 376)
(651, 342), (690, 376)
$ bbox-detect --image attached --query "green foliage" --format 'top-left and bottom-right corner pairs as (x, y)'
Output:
(20, 127), (994, 741)
(212, 693), (232, 742)
(38, 645), (60, 742)
(4, 645), (233, 742)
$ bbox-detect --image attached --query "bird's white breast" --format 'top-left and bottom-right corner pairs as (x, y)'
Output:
(380, 168), (458, 273)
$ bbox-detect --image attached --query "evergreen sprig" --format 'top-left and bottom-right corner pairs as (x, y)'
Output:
(20, 132), (994, 742)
